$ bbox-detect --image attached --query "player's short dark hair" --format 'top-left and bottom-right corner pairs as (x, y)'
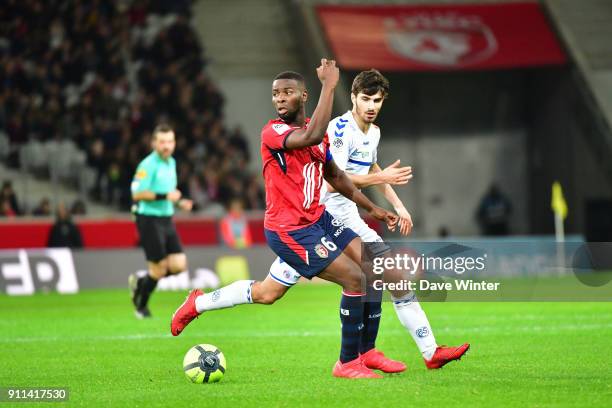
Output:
(152, 123), (174, 139)
(273, 71), (305, 86)
(351, 69), (389, 97)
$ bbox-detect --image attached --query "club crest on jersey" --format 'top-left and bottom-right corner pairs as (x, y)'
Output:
(333, 138), (343, 148)
(314, 244), (329, 258)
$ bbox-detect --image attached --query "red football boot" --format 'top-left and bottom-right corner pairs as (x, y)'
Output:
(424, 343), (470, 369)
(170, 289), (203, 336)
(332, 357), (383, 379)
(361, 349), (407, 373)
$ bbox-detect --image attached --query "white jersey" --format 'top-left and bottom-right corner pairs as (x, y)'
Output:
(322, 110), (380, 216)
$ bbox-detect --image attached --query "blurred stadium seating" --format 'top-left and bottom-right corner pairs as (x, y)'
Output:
(1, 0), (611, 240)
(0, 0), (264, 215)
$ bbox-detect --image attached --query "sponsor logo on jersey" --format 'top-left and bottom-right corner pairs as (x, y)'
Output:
(334, 224), (346, 237)
(314, 244), (329, 258)
(331, 218), (344, 227)
(333, 138), (343, 148)
(352, 150), (370, 159)
(333, 224), (346, 238)
(416, 326), (430, 338)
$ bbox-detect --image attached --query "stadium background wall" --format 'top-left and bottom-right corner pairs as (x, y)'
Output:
(0, 247), (277, 295)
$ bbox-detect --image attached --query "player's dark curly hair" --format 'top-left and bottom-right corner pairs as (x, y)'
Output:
(351, 69), (389, 97)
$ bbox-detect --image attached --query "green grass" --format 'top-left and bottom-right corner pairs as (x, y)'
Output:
(1, 285), (611, 407)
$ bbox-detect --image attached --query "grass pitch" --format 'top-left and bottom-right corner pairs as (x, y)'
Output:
(1, 285), (611, 407)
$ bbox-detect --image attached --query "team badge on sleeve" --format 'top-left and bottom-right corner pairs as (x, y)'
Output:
(333, 138), (343, 148)
(272, 123), (291, 135)
(135, 169), (147, 180)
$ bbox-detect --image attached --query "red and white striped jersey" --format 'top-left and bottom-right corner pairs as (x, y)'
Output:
(261, 118), (332, 231)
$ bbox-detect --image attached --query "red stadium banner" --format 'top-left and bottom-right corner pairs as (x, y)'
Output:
(317, 2), (566, 71)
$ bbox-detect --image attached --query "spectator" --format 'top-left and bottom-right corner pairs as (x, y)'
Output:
(2, 1), (266, 213)
(219, 198), (252, 249)
(476, 184), (513, 236)
(70, 199), (86, 216)
(32, 197), (52, 216)
(48, 202), (83, 248)
(1, 180), (20, 215)
(1, 198), (17, 217)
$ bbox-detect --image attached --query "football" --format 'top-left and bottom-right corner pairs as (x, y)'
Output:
(183, 344), (226, 384)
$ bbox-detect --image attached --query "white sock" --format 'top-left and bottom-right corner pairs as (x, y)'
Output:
(391, 292), (438, 360)
(195, 280), (255, 313)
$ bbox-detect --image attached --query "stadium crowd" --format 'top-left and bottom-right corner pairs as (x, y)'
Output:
(0, 0), (265, 214)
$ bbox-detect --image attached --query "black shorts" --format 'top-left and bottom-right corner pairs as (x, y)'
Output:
(136, 214), (183, 262)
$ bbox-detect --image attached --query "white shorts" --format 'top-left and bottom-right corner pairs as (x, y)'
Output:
(326, 203), (383, 243)
(268, 257), (302, 287)
(268, 212), (383, 286)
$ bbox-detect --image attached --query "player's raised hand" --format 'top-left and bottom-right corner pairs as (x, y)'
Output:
(380, 160), (412, 185)
(316, 58), (339, 88)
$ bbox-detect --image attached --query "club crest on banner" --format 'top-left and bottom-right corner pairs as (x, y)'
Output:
(384, 13), (497, 67)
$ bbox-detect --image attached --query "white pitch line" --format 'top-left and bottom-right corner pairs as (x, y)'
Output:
(1, 322), (612, 344)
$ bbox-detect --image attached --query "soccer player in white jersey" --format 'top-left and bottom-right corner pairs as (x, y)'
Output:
(179, 69), (469, 371)
(320, 69), (468, 368)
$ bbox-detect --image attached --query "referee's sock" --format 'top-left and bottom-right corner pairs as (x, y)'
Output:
(339, 291), (366, 363)
(137, 275), (158, 309)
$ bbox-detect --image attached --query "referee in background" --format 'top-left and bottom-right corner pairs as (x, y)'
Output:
(129, 124), (193, 318)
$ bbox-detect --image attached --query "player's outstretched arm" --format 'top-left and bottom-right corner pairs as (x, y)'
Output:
(284, 59), (339, 150)
(329, 160), (412, 190)
(323, 159), (398, 231)
(371, 163), (413, 235)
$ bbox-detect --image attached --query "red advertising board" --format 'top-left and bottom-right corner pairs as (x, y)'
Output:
(317, 2), (566, 71)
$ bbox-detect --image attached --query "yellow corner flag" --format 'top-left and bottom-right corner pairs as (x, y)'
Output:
(551, 181), (568, 220)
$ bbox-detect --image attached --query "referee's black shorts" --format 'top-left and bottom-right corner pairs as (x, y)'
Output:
(135, 214), (183, 262)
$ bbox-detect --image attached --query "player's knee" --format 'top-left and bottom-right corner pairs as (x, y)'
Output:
(168, 255), (187, 274)
(149, 260), (168, 279)
(343, 265), (364, 294)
